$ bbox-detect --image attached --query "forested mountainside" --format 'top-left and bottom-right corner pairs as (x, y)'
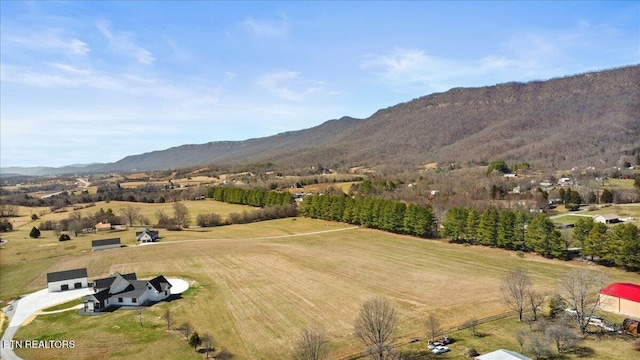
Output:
(4, 65), (638, 176)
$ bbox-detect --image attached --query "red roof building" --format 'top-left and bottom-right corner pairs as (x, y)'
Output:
(599, 283), (640, 318)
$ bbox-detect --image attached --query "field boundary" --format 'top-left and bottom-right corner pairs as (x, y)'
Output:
(341, 310), (518, 360)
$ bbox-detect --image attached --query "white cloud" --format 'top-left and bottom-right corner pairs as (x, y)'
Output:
(256, 70), (326, 102)
(96, 20), (155, 65)
(240, 16), (288, 38)
(4, 30), (90, 56)
(361, 48), (467, 93)
(224, 71), (237, 82)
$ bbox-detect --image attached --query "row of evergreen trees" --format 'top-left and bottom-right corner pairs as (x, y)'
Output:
(442, 206), (640, 270)
(301, 195), (438, 238)
(205, 186), (294, 208)
(441, 207), (567, 258)
(572, 217), (640, 270)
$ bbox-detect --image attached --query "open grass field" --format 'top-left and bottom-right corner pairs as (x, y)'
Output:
(3, 209), (640, 359)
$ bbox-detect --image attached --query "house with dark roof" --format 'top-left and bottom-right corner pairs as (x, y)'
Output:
(599, 283), (640, 318)
(91, 238), (121, 251)
(47, 268), (89, 292)
(136, 228), (159, 243)
(81, 272), (172, 313)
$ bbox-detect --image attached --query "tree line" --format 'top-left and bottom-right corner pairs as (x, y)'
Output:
(442, 206), (640, 271)
(572, 217), (640, 271)
(206, 186), (294, 208)
(300, 195), (438, 238)
(442, 207), (566, 258)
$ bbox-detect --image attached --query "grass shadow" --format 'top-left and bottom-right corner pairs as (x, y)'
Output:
(570, 346), (596, 358)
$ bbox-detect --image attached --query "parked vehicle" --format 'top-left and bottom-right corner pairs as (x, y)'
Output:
(431, 345), (450, 354)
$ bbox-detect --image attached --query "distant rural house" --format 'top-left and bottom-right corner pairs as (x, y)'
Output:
(136, 228), (159, 243)
(594, 214), (621, 224)
(91, 238), (121, 251)
(46, 268), (88, 292)
(95, 222), (112, 231)
(558, 177), (572, 184)
(81, 272), (172, 313)
(475, 349), (531, 360)
(599, 283), (640, 318)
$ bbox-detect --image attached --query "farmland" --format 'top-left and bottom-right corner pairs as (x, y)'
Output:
(2, 201), (640, 359)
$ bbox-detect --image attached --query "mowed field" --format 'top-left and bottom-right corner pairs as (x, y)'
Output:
(2, 203), (640, 359)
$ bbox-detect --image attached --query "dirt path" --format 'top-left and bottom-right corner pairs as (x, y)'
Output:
(144, 225), (360, 246)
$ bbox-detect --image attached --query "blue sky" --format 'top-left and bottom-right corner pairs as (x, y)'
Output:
(1, 1), (638, 168)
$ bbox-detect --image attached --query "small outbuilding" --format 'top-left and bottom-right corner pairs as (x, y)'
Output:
(91, 238), (121, 251)
(594, 214), (620, 224)
(475, 349), (531, 360)
(46, 268), (88, 292)
(599, 283), (640, 318)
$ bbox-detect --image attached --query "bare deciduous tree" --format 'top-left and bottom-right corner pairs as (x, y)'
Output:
(120, 205), (141, 227)
(502, 267), (531, 321)
(181, 321), (193, 339)
(559, 268), (608, 333)
(425, 313), (441, 343)
(294, 327), (329, 360)
(164, 309), (171, 330)
(514, 327), (529, 353)
(202, 333), (215, 359)
(527, 289), (546, 321)
(526, 334), (552, 360)
(354, 297), (397, 360)
(545, 315), (580, 353)
(464, 318), (479, 338)
(173, 202), (191, 228)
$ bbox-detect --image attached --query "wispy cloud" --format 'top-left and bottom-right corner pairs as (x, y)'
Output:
(96, 20), (154, 64)
(4, 30), (90, 56)
(362, 21), (640, 94)
(257, 70), (325, 102)
(240, 15), (288, 38)
(361, 48), (467, 92)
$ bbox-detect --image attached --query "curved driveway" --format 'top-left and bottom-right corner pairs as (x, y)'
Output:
(1, 287), (92, 360)
(1, 278), (188, 360)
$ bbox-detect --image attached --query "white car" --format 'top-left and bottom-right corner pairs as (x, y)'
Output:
(431, 346), (450, 354)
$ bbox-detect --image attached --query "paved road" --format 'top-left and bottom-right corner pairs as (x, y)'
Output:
(1, 287), (92, 360)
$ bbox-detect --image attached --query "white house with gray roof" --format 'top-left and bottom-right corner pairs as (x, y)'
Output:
(47, 268), (89, 292)
(81, 272), (172, 313)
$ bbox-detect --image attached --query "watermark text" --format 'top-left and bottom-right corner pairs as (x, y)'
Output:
(2, 340), (75, 349)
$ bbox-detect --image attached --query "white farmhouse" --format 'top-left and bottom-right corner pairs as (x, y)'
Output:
(82, 272), (172, 313)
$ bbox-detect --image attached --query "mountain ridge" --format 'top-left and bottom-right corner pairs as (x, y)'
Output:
(3, 65), (639, 176)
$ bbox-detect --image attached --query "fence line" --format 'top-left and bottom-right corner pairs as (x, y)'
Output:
(339, 309), (518, 360)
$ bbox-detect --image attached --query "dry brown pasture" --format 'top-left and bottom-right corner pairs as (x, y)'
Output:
(4, 216), (640, 359)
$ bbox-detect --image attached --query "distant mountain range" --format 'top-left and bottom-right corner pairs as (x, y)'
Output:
(3, 65), (639, 177)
